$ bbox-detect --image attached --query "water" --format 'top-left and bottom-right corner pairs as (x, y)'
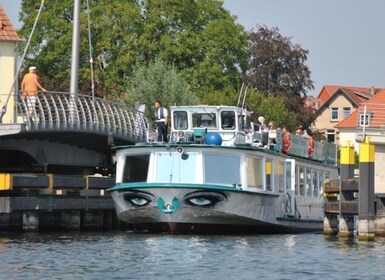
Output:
(0, 231), (384, 280)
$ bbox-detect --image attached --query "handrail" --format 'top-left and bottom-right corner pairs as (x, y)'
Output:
(16, 91), (149, 140)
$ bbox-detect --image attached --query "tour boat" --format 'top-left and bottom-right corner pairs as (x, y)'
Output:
(108, 105), (338, 234)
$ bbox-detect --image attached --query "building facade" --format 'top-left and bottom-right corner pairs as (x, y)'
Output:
(0, 5), (21, 124)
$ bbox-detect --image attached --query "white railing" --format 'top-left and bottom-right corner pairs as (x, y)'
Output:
(16, 91), (149, 140)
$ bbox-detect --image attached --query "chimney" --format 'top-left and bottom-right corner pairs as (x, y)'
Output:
(370, 86), (375, 95)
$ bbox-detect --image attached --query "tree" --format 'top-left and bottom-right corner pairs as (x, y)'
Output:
(246, 25), (314, 99)
(138, 0), (248, 99)
(245, 25), (315, 129)
(18, 0), (142, 97)
(17, 0), (248, 100)
(126, 58), (199, 120)
(244, 89), (298, 131)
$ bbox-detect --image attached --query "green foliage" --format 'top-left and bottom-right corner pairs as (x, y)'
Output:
(245, 25), (316, 130)
(246, 25), (314, 99)
(126, 58), (199, 120)
(246, 89), (298, 131)
(18, 0), (248, 99)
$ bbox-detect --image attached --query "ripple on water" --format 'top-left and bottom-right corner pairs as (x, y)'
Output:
(1, 232), (385, 280)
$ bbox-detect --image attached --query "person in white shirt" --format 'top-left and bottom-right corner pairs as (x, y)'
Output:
(154, 100), (168, 142)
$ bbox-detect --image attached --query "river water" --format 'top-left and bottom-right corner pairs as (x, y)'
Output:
(0, 231), (384, 280)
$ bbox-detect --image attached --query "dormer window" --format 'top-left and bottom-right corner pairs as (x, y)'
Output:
(358, 112), (373, 127)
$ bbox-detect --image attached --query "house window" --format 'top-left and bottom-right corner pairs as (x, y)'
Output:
(331, 108), (338, 121)
(358, 112), (373, 127)
(327, 129), (335, 143)
(343, 107), (351, 118)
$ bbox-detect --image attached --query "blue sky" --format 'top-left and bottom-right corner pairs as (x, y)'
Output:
(2, 0), (385, 97)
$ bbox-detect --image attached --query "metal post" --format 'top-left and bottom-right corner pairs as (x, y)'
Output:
(358, 136), (375, 241)
(69, 0), (81, 124)
(339, 140), (355, 238)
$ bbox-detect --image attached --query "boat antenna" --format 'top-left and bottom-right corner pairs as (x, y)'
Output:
(242, 84), (249, 109)
(236, 83), (249, 108)
(0, 0), (45, 123)
(86, 0), (95, 99)
(236, 83), (244, 108)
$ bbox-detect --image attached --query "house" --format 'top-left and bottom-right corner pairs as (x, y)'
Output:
(336, 89), (385, 152)
(0, 5), (22, 124)
(311, 85), (380, 144)
(336, 89), (385, 192)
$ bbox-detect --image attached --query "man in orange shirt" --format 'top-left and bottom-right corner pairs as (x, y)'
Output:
(21, 66), (46, 117)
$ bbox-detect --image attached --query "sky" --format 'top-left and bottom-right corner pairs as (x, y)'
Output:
(2, 0), (385, 97)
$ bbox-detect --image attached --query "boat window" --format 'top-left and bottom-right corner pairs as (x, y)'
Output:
(193, 112), (217, 128)
(173, 111), (188, 130)
(266, 159), (272, 191)
(321, 171), (331, 195)
(204, 154), (240, 185)
(276, 160), (285, 193)
(285, 160), (294, 191)
(123, 155), (150, 183)
(306, 168), (312, 197)
(299, 166), (305, 196)
(318, 170), (324, 196)
(246, 157), (263, 189)
(155, 152), (197, 183)
(312, 169), (319, 197)
(221, 111), (236, 130)
(295, 166), (299, 195)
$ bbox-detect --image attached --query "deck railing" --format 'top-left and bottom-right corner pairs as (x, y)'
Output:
(16, 91), (149, 140)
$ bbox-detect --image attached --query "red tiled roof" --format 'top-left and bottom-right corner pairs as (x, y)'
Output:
(336, 89), (385, 128)
(314, 87), (374, 119)
(317, 85), (378, 104)
(0, 5), (21, 42)
(341, 88), (372, 105)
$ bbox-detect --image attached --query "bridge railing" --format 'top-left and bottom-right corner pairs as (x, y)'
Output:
(17, 91), (149, 140)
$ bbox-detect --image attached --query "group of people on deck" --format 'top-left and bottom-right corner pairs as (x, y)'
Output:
(257, 116), (314, 156)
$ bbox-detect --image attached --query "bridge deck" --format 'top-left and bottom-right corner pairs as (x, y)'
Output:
(0, 91), (149, 175)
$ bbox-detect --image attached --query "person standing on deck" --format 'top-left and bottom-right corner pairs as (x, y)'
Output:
(21, 66), (46, 117)
(154, 100), (168, 142)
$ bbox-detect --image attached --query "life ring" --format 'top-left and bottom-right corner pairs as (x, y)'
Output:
(282, 132), (291, 154)
(308, 136), (314, 157)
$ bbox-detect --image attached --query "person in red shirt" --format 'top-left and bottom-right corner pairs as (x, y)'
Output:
(21, 66), (46, 117)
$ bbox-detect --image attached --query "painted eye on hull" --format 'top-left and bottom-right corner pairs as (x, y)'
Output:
(184, 191), (227, 208)
(187, 197), (212, 206)
(123, 191), (153, 207)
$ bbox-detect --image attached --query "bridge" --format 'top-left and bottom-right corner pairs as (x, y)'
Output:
(0, 91), (149, 175)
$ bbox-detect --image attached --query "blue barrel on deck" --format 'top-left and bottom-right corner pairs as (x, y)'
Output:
(204, 132), (222, 146)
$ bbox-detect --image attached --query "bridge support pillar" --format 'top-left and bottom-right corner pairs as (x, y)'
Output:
(358, 137), (375, 241)
(61, 211), (81, 230)
(323, 215), (338, 235)
(83, 211), (103, 230)
(22, 212), (39, 231)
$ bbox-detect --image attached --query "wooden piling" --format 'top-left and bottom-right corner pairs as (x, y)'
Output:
(0, 173), (123, 231)
(323, 179), (339, 235)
